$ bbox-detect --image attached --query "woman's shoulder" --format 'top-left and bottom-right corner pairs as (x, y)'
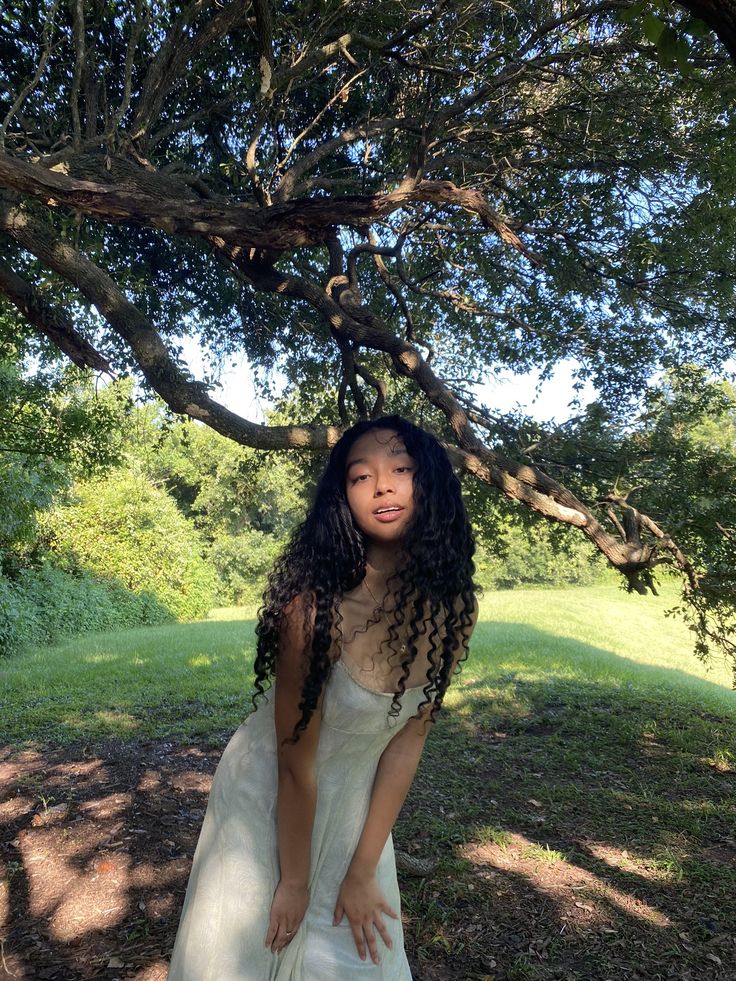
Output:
(282, 590), (316, 618)
(278, 591), (318, 646)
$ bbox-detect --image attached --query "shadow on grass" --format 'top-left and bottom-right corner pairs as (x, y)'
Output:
(397, 625), (735, 978)
(0, 622), (734, 979)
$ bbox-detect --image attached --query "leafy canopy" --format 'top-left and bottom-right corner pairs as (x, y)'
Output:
(0, 0), (735, 661)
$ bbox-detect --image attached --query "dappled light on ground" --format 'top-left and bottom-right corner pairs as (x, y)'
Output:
(464, 833), (674, 931)
(0, 711), (733, 980)
(2, 597), (735, 978)
(398, 662), (735, 979)
(0, 743), (207, 979)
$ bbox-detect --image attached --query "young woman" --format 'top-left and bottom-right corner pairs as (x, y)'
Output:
(167, 415), (478, 980)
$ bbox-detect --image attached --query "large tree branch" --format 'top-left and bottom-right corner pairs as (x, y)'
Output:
(130, 0), (253, 146)
(0, 0), (62, 154)
(253, 0), (274, 94)
(69, 0), (86, 149)
(273, 116), (414, 202)
(0, 188), (619, 552)
(0, 155), (537, 259)
(224, 245), (719, 612)
(273, 31), (638, 205)
(224, 250), (675, 586)
(676, 0), (736, 61)
(0, 252), (112, 373)
(0, 193), (705, 601)
(0, 196), (338, 451)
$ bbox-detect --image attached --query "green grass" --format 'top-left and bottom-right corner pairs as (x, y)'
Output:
(2, 584), (735, 979)
(1, 584), (733, 747)
(466, 582), (735, 710)
(0, 610), (259, 745)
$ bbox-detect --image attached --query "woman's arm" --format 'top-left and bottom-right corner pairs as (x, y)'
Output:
(349, 595), (479, 879)
(265, 594), (322, 954)
(335, 596), (479, 965)
(333, 707), (431, 965)
(348, 706), (432, 878)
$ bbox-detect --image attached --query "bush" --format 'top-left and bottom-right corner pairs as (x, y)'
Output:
(209, 529), (284, 605)
(0, 574), (27, 657)
(0, 564), (172, 656)
(475, 523), (614, 590)
(41, 471), (217, 621)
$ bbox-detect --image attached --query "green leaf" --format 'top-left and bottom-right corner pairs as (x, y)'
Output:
(643, 13), (666, 44)
(656, 25), (679, 66)
(674, 36), (691, 73)
(683, 17), (710, 39)
(620, 2), (647, 25)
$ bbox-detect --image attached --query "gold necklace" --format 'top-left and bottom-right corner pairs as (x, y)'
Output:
(362, 579), (408, 656)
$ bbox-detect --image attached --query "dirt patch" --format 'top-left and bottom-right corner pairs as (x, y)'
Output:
(0, 739), (218, 980)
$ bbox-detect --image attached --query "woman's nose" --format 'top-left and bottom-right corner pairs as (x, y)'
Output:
(374, 472), (394, 495)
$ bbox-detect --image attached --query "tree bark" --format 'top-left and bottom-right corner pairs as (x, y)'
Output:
(677, 0), (736, 60)
(0, 156), (533, 258)
(0, 198), (341, 451)
(0, 255), (112, 373)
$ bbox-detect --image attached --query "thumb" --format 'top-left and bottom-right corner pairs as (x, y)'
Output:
(333, 902), (343, 926)
(382, 902), (399, 920)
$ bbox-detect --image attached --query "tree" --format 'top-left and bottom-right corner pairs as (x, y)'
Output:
(0, 1), (734, 663)
(675, 1), (736, 60)
(42, 470), (216, 621)
(0, 343), (127, 563)
(118, 403), (308, 539)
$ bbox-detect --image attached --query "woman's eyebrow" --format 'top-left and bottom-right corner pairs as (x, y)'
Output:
(345, 448), (409, 470)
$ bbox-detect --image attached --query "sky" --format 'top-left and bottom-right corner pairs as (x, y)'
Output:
(180, 337), (736, 428)
(180, 336), (601, 426)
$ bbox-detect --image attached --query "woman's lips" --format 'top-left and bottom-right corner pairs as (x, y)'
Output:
(372, 507), (405, 523)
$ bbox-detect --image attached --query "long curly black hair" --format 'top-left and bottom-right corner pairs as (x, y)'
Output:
(253, 415), (478, 740)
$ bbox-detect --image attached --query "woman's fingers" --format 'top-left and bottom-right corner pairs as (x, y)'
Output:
(264, 915), (278, 948)
(267, 923), (297, 953)
(347, 917), (393, 965)
(382, 901), (399, 920)
(374, 912), (393, 952)
(363, 924), (380, 965)
(333, 902), (344, 925)
(350, 924), (367, 961)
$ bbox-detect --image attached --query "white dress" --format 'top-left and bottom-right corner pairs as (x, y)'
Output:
(167, 655), (425, 980)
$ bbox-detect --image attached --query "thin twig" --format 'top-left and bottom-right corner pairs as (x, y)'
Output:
(69, 0), (86, 149)
(0, 0), (62, 153)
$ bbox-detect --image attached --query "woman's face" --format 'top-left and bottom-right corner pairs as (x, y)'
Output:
(344, 428), (415, 544)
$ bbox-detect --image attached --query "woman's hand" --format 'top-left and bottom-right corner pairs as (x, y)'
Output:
(265, 880), (309, 954)
(333, 868), (398, 965)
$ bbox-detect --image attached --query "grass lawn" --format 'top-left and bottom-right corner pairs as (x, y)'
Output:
(1, 583), (735, 979)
